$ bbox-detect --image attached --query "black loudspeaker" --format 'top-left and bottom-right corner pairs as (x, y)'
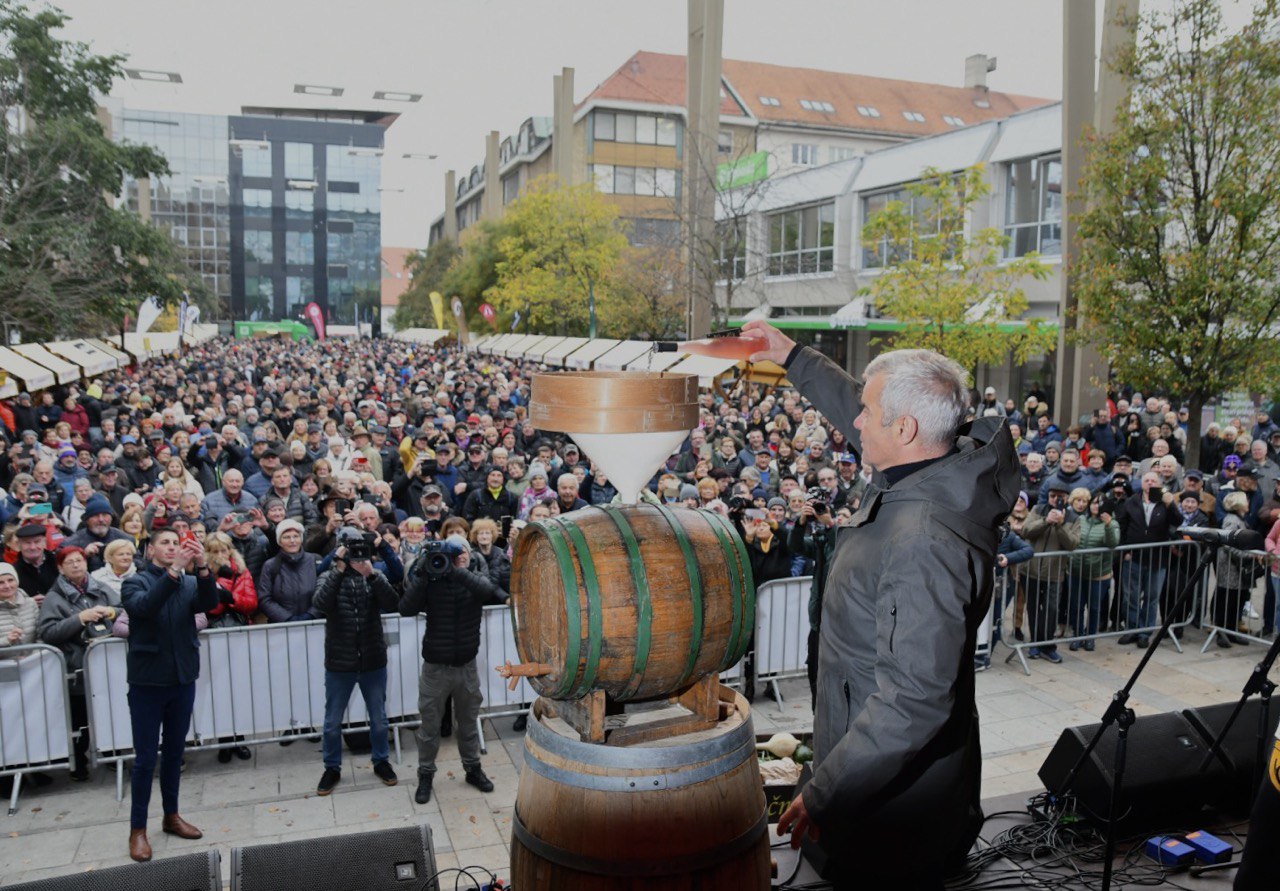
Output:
(232, 824), (437, 891)
(1038, 709), (1232, 831)
(6, 850), (220, 891)
(1183, 698), (1268, 811)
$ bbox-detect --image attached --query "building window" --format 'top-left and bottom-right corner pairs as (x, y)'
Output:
(635, 115), (657, 145)
(943, 114), (965, 127)
(614, 166), (636, 195)
(767, 203), (835, 276)
(502, 174), (520, 205)
(590, 165), (679, 199)
(828, 146), (858, 163)
(759, 96), (781, 106)
(717, 218), (747, 281)
(656, 117), (677, 146)
(800, 99), (835, 113)
(285, 230), (314, 265)
(242, 188), (272, 219)
(626, 217), (679, 246)
(791, 144), (819, 166)
(285, 275), (314, 318)
(590, 164), (615, 194)
(655, 168), (678, 198)
(243, 229), (272, 263)
(616, 114), (637, 143)
(1004, 155), (1062, 258)
(717, 130), (734, 154)
(862, 182), (962, 268)
(856, 105), (881, 118)
(284, 189), (313, 220)
(284, 142), (313, 179)
(594, 112), (615, 141)
(902, 111), (926, 123)
(240, 144), (271, 177)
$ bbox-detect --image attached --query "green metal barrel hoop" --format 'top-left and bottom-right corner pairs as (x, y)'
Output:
(537, 519), (584, 698)
(553, 516), (604, 699)
(652, 505), (704, 689)
(602, 506), (652, 702)
(702, 509), (755, 670)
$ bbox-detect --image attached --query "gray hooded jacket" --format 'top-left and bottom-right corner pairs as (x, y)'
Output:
(786, 347), (1020, 874)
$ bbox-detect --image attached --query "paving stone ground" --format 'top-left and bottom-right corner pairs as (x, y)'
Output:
(0, 627), (1267, 887)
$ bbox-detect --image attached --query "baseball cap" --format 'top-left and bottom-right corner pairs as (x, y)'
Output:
(1184, 469), (1204, 481)
(422, 484), (443, 498)
(835, 452), (857, 464)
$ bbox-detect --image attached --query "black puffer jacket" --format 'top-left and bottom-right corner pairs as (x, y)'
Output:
(399, 560), (507, 666)
(312, 566), (400, 672)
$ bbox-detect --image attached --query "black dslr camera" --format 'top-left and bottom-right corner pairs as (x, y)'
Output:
(421, 539), (465, 580)
(806, 487), (830, 515)
(340, 530), (377, 561)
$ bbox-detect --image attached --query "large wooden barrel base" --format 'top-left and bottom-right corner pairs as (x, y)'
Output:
(511, 691), (770, 890)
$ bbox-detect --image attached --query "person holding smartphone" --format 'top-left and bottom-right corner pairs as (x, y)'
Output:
(120, 528), (218, 862)
(1115, 470), (1181, 647)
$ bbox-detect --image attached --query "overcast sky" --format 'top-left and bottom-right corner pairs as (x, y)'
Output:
(52, 0), (1253, 248)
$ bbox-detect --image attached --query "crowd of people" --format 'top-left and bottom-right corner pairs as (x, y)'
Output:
(1, 334), (1278, 817)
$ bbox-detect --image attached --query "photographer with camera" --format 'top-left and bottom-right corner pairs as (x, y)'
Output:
(312, 527), (401, 796)
(398, 533), (507, 805)
(788, 486), (838, 707)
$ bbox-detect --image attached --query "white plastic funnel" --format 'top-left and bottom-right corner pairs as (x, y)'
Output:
(572, 429), (691, 505)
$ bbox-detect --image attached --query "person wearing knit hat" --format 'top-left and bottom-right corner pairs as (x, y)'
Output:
(679, 483), (700, 507)
(0, 561), (39, 648)
(274, 518), (304, 543)
(65, 494), (130, 572)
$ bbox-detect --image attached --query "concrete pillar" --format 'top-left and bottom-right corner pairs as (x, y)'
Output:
(482, 130), (500, 221)
(137, 177), (153, 223)
(443, 169), (458, 241)
(552, 67), (575, 186)
(685, 0), (724, 338)
(1053, 0), (1100, 426)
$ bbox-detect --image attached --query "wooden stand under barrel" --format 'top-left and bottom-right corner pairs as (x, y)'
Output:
(504, 371), (770, 890)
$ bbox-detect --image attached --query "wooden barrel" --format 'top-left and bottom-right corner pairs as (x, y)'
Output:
(511, 504), (754, 702)
(511, 693), (770, 890)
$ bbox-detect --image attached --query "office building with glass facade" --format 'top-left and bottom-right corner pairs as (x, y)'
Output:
(114, 105), (395, 325)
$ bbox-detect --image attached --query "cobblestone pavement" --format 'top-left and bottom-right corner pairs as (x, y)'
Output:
(0, 629), (1265, 887)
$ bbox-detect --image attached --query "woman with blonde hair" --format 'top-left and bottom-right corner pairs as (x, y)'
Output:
(202, 533), (259, 629)
(91, 539), (138, 598)
(161, 456), (204, 499)
(119, 505), (149, 565)
(469, 518), (510, 592)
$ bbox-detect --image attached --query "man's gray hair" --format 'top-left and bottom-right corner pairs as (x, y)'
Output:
(864, 349), (971, 450)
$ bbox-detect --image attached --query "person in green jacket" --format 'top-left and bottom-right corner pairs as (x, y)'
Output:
(1064, 491), (1120, 651)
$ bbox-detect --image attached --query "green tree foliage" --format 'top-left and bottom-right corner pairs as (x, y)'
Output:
(862, 164), (1055, 376)
(488, 176), (630, 336)
(1075, 0), (1280, 469)
(391, 238), (461, 329)
(0, 0), (208, 340)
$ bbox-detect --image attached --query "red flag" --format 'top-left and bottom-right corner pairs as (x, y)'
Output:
(480, 302), (496, 325)
(304, 302), (326, 340)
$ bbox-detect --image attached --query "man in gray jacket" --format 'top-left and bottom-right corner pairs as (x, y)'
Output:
(749, 321), (1020, 890)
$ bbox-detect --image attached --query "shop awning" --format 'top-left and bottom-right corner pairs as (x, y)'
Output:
(624, 349), (687, 373)
(468, 334), (497, 352)
(121, 333), (157, 360)
(482, 334), (523, 356)
(0, 347), (56, 391)
(563, 339), (622, 370)
(830, 297), (868, 329)
(86, 338), (135, 366)
(592, 341), (657, 371)
(11, 344), (79, 385)
(500, 334), (550, 359)
(183, 323), (219, 345)
(395, 328), (453, 345)
(146, 332), (182, 354)
(46, 340), (119, 377)
(523, 336), (569, 363)
(539, 337), (591, 366)
(663, 354), (742, 388)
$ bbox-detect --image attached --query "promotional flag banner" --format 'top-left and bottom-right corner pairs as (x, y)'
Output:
(429, 291), (445, 329)
(135, 296), (163, 334)
(304, 301), (327, 340)
(480, 302), (496, 324)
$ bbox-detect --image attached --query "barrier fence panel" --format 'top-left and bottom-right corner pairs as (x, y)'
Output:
(753, 576), (812, 702)
(1000, 540), (1201, 675)
(0, 644), (73, 815)
(1199, 548), (1275, 651)
(474, 605), (535, 753)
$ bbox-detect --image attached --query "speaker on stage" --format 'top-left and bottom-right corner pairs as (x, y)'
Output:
(5, 850), (220, 891)
(1038, 709), (1231, 831)
(1183, 698), (1268, 810)
(231, 824), (437, 891)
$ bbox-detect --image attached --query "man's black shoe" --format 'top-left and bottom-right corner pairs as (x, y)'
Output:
(414, 773), (433, 804)
(234, 745), (252, 760)
(512, 714), (527, 732)
(465, 767), (494, 793)
(218, 748), (233, 764)
(373, 760), (398, 786)
(1117, 633), (1137, 645)
(1136, 636), (1150, 649)
(317, 767), (340, 796)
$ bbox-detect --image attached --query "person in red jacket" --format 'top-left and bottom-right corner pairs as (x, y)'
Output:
(200, 532), (259, 762)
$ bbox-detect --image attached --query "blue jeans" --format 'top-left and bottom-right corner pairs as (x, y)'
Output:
(128, 682), (195, 829)
(1122, 558), (1165, 633)
(1066, 575), (1109, 637)
(322, 667), (389, 770)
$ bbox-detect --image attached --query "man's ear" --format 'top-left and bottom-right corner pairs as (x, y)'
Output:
(897, 415), (920, 446)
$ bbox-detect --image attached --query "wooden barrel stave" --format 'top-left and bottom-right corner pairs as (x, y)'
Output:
(510, 694), (771, 890)
(511, 504), (754, 702)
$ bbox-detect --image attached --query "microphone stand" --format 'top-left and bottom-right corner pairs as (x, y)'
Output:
(1051, 541), (1218, 891)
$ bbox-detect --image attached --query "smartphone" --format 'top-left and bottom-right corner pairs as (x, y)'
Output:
(28, 502), (53, 517)
(333, 499), (353, 515)
(745, 508), (767, 522)
(180, 531), (198, 547)
(231, 512), (251, 525)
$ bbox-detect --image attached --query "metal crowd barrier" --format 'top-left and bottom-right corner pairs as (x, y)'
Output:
(753, 576), (812, 702)
(0, 644), (74, 815)
(1199, 548), (1275, 651)
(84, 616), (426, 801)
(474, 605), (536, 754)
(999, 540), (1204, 675)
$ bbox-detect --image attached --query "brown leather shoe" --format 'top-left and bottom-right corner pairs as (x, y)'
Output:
(129, 828), (152, 862)
(162, 813), (203, 839)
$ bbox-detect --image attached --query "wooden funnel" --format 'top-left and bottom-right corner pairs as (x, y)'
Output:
(529, 371), (698, 504)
